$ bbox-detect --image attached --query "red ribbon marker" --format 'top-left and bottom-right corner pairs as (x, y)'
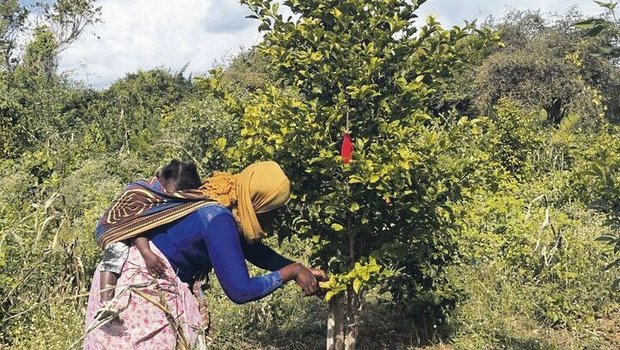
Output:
(341, 133), (353, 164)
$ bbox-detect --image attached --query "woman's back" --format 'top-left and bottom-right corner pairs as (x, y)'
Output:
(148, 203), (233, 285)
(148, 204), (286, 304)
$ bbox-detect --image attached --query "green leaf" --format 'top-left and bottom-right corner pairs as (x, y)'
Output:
(310, 52), (324, 61)
(594, 0), (617, 11)
(331, 223), (344, 231)
(596, 235), (618, 243)
(593, 44), (616, 57)
(258, 22), (270, 31)
(575, 18), (606, 27)
(604, 259), (620, 271)
(215, 137), (227, 150)
(588, 24), (608, 36)
(350, 202), (360, 212)
(349, 175), (364, 184)
(353, 278), (362, 293)
(361, 269), (370, 281)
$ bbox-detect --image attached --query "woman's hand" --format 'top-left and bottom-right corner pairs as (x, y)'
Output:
(294, 266), (319, 295)
(309, 268), (328, 298)
(309, 268), (328, 282)
(279, 262), (319, 295)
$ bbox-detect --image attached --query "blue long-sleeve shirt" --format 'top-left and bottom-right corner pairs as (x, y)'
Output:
(148, 204), (293, 304)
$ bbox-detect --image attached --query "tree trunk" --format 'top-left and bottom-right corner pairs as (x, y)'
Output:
(344, 289), (361, 350)
(326, 211), (365, 350)
(326, 290), (362, 350)
(545, 98), (564, 125)
(327, 294), (345, 350)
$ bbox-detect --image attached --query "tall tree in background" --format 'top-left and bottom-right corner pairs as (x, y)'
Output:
(44, 0), (101, 51)
(0, 0), (100, 158)
(0, 0), (27, 71)
(22, 26), (58, 80)
(472, 9), (620, 125)
(0, 0), (100, 72)
(473, 39), (584, 124)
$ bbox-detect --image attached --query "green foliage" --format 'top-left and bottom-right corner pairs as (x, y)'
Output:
(474, 45), (584, 124)
(0, 0), (28, 70)
(212, 49), (275, 99)
(157, 94), (239, 173)
(83, 69), (194, 154)
(0, 0), (99, 73)
(462, 9), (620, 124)
(576, 124), (620, 290)
(0, 0), (100, 158)
(485, 99), (544, 175)
(575, 2), (620, 123)
(575, 1), (620, 57)
(1, 1), (620, 349)
(450, 188), (619, 348)
(34, 0), (101, 52)
(198, 2), (503, 344)
(443, 103), (620, 348)
(320, 257), (393, 300)
(22, 26), (58, 79)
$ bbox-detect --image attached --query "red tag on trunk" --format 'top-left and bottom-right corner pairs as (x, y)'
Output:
(341, 133), (353, 164)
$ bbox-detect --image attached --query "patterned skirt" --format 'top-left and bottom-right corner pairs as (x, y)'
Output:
(83, 244), (206, 349)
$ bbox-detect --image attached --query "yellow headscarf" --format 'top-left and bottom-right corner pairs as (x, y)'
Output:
(199, 161), (290, 242)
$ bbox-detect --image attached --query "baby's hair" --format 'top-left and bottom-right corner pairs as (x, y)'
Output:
(159, 159), (201, 191)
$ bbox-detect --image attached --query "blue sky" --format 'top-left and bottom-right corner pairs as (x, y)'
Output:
(19, 0), (604, 88)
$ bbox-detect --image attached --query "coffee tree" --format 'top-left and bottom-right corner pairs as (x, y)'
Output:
(203, 1), (496, 348)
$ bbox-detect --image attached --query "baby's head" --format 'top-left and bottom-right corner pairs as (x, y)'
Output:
(158, 159), (201, 192)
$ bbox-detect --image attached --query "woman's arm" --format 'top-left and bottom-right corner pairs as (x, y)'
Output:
(200, 210), (292, 304)
(242, 240), (328, 295)
(240, 239), (294, 271)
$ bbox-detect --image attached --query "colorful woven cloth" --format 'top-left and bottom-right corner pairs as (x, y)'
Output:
(95, 177), (214, 248)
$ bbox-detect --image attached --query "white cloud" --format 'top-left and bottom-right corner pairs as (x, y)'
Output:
(58, 0), (607, 89)
(416, 0), (603, 26)
(58, 0), (262, 88)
